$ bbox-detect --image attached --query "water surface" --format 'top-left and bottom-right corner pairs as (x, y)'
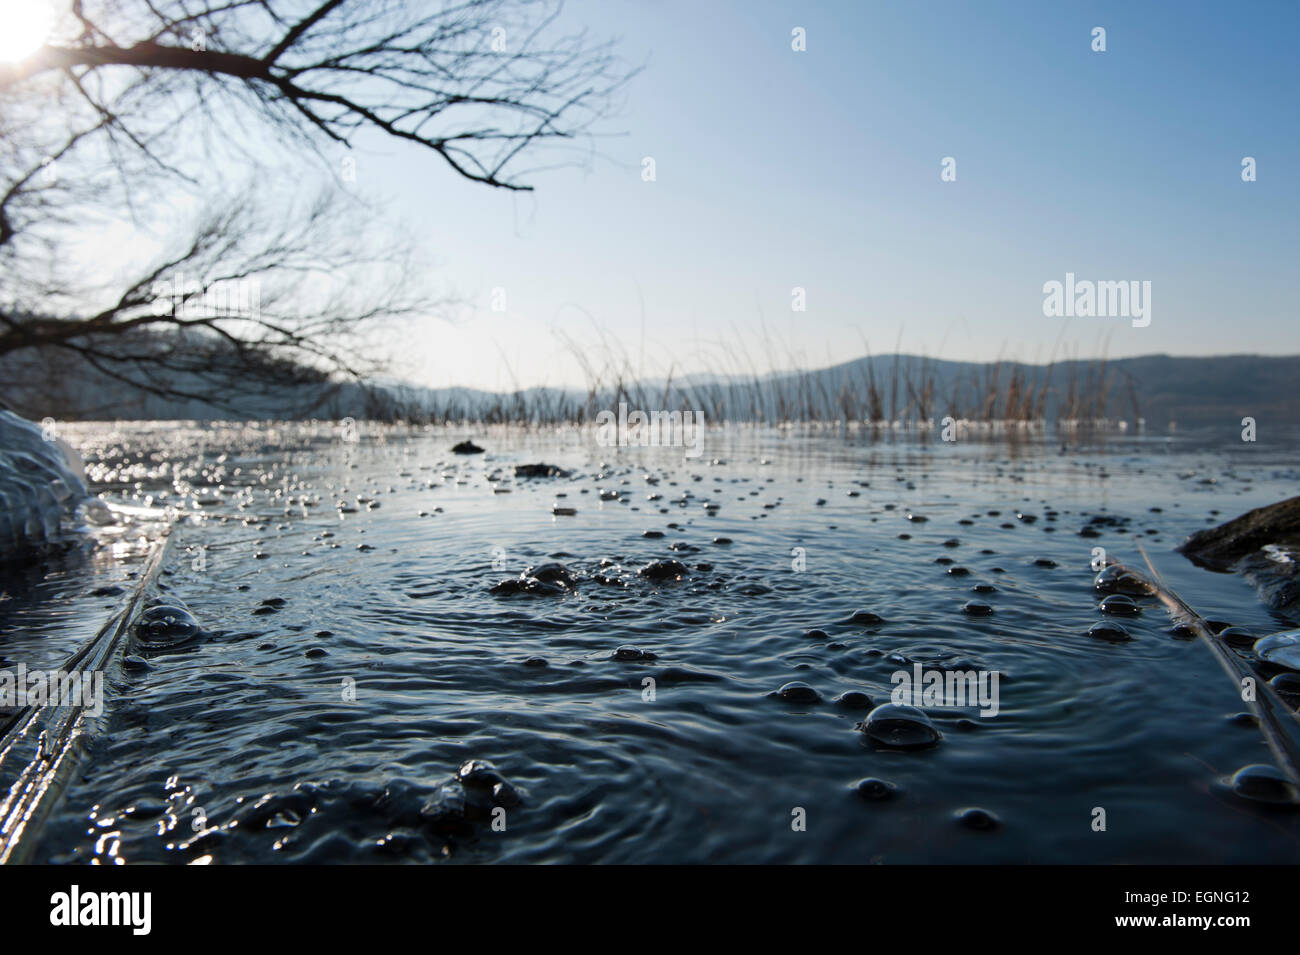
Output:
(9, 422), (1300, 864)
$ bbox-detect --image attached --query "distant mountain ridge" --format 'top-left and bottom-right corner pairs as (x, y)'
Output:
(2, 348), (1295, 429)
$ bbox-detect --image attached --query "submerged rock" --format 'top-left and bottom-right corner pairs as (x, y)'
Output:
(860, 703), (941, 749)
(451, 440), (485, 454)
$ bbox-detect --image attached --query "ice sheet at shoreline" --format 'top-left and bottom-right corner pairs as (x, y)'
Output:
(0, 411), (88, 556)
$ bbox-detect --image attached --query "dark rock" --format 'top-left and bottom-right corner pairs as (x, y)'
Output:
(860, 703), (941, 749)
(1228, 764), (1300, 806)
(1098, 594), (1141, 616)
(846, 610), (885, 626)
(135, 604), (201, 648)
(1088, 620), (1132, 642)
(1179, 497), (1300, 619)
(525, 562), (575, 587)
(1217, 626), (1256, 648)
(835, 690), (873, 708)
(773, 681), (820, 703)
(492, 780), (522, 808)
(1269, 672), (1300, 704)
(639, 559), (688, 581)
(490, 577), (569, 597)
(956, 807), (1000, 830)
(515, 463), (569, 478)
(420, 782), (469, 831)
(1094, 565), (1156, 596)
(458, 759), (506, 789)
(854, 778), (898, 801)
(451, 441), (485, 454)
(121, 654), (152, 673)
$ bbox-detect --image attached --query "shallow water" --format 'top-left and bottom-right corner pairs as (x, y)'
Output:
(9, 422), (1300, 864)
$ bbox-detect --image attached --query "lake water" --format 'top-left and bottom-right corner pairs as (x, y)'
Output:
(7, 421), (1300, 863)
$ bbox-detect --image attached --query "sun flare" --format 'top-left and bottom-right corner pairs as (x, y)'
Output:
(0, 0), (56, 64)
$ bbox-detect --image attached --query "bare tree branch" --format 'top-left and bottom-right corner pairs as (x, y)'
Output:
(0, 0), (630, 413)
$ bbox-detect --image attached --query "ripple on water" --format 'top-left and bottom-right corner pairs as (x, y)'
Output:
(38, 422), (1300, 864)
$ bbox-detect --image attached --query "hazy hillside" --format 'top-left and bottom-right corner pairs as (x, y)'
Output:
(2, 345), (1295, 429)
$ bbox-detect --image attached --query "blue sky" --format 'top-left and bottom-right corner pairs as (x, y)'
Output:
(350, 0), (1298, 391)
